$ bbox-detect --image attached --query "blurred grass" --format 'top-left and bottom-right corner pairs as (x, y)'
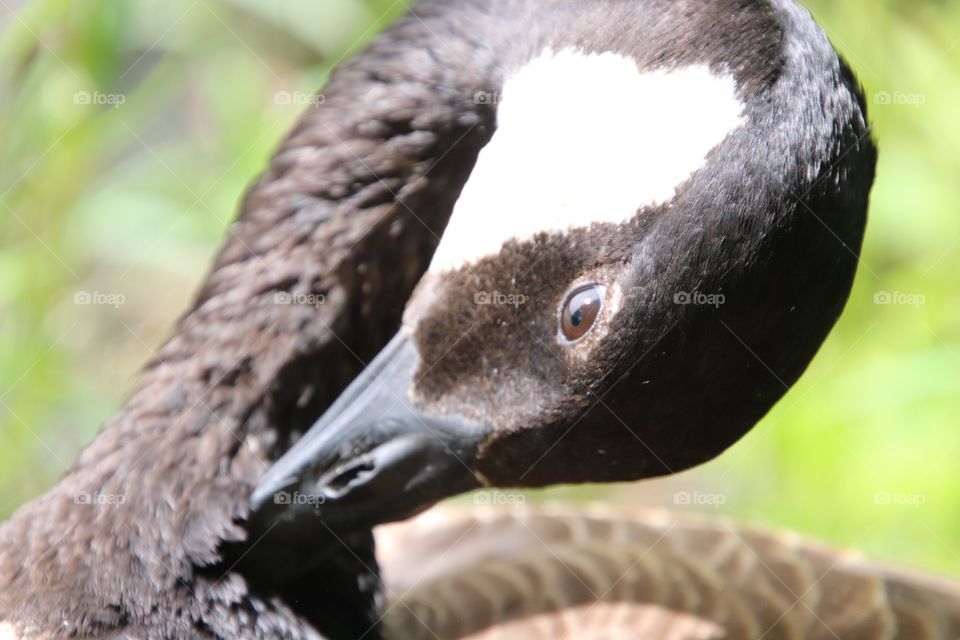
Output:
(1, 0), (959, 578)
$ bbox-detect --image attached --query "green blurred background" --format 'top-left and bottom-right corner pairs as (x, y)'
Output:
(1, 0), (958, 577)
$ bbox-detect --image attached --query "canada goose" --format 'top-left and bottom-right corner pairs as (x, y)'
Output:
(2, 0), (937, 638)
(245, 0), (876, 571)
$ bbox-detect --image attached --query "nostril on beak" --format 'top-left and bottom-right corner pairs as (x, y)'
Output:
(315, 435), (428, 500)
(322, 458), (377, 498)
(309, 432), (473, 514)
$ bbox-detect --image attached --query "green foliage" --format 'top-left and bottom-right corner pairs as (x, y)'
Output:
(1, 0), (958, 576)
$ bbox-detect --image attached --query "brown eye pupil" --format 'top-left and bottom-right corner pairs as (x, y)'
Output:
(560, 284), (604, 343)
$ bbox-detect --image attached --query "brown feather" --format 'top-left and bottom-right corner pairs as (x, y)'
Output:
(377, 507), (960, 640)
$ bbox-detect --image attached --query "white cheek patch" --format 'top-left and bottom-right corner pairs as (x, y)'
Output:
(429, 48), (745, 273)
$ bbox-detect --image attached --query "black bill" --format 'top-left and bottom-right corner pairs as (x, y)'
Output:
(247, 331), (489, 538)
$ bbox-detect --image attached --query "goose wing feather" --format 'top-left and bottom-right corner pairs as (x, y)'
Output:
(377, 506), (960, 640)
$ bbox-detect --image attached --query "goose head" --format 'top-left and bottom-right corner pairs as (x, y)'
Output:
(250, 0), (875, 538)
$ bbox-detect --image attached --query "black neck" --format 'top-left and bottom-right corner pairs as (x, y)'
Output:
(0, 4), (499, 637)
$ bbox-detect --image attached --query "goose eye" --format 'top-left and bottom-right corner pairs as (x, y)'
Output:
(559, 284), (604, 343)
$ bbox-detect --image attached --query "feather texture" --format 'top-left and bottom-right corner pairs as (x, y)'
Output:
(378, 507), (960, 640)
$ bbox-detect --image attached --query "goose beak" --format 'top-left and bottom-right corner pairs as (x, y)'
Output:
(248, 331), (488, 534)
